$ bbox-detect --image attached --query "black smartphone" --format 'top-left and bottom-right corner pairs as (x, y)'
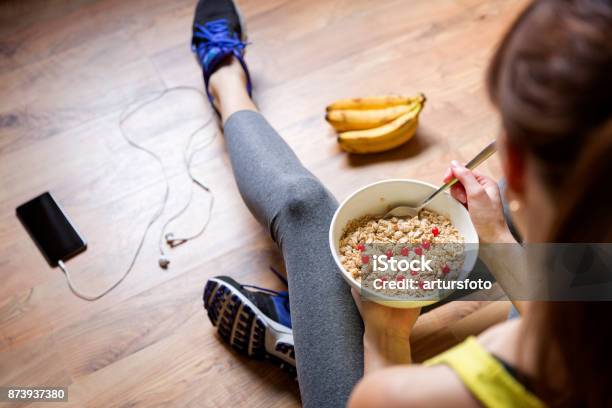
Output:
(16, 192), (87, 267)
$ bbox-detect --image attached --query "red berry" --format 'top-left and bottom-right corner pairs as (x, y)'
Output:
(385, 249), (393, 258)
(401, 247), (409, 256)
(414, 247), (423, 256)
(361, 255), (370, 264)
(381, 276), (388, 282)
(422, 240), (431, 250)
(442, 264), (450, 274)
(396, 274), (405, 281)
(411, 270), (418, 276)
(356, 244), (365, 252)
(418, 280), (425, 289)
(432, 226), (439, 237)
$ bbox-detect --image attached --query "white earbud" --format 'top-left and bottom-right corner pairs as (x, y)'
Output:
(158, 255), (170, 269)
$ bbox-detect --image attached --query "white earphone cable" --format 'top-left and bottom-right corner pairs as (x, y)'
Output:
(59, 86), (216, 301)
(158, 119), (217, 253)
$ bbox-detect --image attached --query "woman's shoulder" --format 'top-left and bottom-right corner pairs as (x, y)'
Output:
(477, 318), (527, 369)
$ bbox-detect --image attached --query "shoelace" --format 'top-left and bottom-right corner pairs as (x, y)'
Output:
(192, 18), (247, 64)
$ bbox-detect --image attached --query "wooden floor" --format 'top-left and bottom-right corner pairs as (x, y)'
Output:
(0, 0), (526, 406)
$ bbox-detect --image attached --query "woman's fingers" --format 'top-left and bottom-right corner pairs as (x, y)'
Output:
(473, 171), (496, 186)
(450, 183), (467, 204)
(443, 167), (453, 183)
(473, 171), (502, 201)
(444, 164), (469, 204)
(443, 162), (513, 244)
(450, 160), (485, 198)
(444, 162), (497, 205)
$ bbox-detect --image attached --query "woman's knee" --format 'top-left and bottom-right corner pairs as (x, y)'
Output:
(279, 176), (337, 221)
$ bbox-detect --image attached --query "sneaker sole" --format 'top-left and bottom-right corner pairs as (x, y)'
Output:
(203, 278), (296, 376)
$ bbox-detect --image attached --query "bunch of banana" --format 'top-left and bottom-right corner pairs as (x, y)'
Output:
(325, 93), (426, 154)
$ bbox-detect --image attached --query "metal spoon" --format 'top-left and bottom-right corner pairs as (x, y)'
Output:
(383, 140), (497, 219)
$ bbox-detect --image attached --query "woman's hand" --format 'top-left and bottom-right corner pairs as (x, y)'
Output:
(444, 160), (515, 244)
(352, 289), (420, 338)
(352, 289), (420, 372)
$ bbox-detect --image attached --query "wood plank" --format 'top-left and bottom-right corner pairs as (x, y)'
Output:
(0, 0), (527, 406)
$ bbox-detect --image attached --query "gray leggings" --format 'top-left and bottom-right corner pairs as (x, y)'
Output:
(224, 111), (363, 408)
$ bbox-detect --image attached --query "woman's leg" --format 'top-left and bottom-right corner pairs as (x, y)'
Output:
(210, 59), (364, 408)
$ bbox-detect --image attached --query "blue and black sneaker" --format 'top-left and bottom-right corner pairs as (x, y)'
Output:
(203, 270), (296, 375)
(191, 0), (252, 109)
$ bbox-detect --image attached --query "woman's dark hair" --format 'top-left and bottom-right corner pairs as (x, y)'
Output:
(487, 0), (612, 406)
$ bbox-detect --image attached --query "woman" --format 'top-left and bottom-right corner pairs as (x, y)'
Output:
(193, 0), (612, 406)
(350, 1), (612, 406)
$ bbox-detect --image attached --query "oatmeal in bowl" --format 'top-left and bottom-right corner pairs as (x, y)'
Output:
(329, 179), (479, 308)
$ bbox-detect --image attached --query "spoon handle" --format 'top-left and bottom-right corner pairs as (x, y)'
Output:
(419, 140), (497, 208)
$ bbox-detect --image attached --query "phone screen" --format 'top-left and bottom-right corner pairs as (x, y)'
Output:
(16, 192), (87, 266)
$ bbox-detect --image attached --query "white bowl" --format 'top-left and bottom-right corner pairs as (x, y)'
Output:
(329, 179), (479, 308)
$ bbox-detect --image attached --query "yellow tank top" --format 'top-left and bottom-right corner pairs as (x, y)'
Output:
(424, 336), (545, 408)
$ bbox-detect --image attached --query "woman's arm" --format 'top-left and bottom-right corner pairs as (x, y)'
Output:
(479, 244), (530, 314)
(363, 322), (412, 371)
(445, 162), (529, 312)
(351, 289), (419, 373)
